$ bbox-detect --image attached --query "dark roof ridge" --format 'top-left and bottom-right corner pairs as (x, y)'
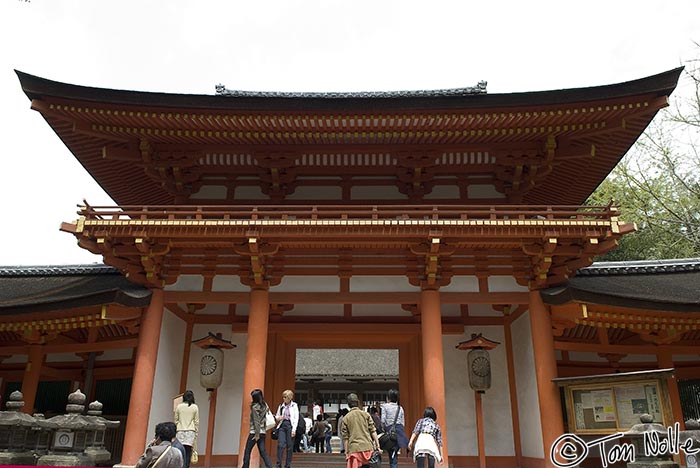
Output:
(15, 67), (684, 111)
(0, 264), (119, 277)
(577, 258), (700, 276)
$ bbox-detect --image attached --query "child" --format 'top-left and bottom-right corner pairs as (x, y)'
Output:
(407, 407), (443, 468)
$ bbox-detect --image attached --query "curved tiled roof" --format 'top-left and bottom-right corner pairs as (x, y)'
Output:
(0, 264), (151, 314)
(17, 68), (682, 111)
(541, 258), (700, 312)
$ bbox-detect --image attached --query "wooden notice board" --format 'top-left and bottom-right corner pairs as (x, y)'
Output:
(554, 369), (673, 434)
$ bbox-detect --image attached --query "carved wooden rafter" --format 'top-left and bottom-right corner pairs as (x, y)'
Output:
(140, 139), (202, 198)
(493, 136), (558, 202)
(408, 233), (456, 288)
(255, 151), (299, 201)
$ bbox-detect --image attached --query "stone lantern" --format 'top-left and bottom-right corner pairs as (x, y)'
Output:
(623, 414), (679, 468)
(26, 413), (58, 460)
(83, 400), (120, 464)
(0, 390), (37, 465)
(37, 389), (103, 466)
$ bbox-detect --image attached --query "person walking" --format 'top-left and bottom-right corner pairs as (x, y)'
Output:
(240, 389), (274, 468)
(407, 407), (443, 468)
(311, 414), (327, 453)
(381, 389), (409, 468)
(340, 393), (380, 468)
(136, 422), (184, 468)
(324, 414), (333, 453)
(174, 390), (199, 468)
(274, 389), (299, 468)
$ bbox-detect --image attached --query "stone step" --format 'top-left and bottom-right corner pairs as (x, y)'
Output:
(282, 451), (416, 468)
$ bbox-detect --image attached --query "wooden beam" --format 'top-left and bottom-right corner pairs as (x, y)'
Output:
(164, 291), (530, 305)
(554, 340), (700, 355)
(1, 338), (138, 356)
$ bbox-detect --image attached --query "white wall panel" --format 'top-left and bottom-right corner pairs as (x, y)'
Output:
(510, 311), (544, 459)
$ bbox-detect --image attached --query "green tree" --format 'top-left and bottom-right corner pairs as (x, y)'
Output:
(588, 54), (700, 261)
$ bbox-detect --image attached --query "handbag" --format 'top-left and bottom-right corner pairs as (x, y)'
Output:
(368, 449), (382, 468)
(271, 428), (279, 440)
(265, 408), (277, 431)
(191, 450), (198, 464)
(378, 406), (400, 451)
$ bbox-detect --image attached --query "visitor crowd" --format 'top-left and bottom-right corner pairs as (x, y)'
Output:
(137, 388), (442, 468)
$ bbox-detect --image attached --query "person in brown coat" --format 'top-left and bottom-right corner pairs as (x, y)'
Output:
(340, 393), (380, 468)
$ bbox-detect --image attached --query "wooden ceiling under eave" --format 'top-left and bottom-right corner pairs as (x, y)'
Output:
(16, 68), (683, 206)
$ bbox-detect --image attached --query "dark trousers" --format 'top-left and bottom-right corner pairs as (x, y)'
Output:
(183, 445), (192, 468)
(314, 437), (324, 453)
(276, 419), (293, 468)
(242, 433), (273, 468)
(416, 455), (435, 468)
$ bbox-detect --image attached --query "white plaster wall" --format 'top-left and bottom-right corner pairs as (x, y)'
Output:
(673, 354), (700, 362)
(350, 276), (419, 292)
(468, 184), (506, 199)
(619, 354), (658, 363)
(510, 311), (544, 459)
(166, 275), (204, 291)
(488, 276), (528, 292)
(285, 304), (344, 316)
(2, 355), (27, 364)
(352, 304), (412, 317)
(567, 352), (609, 362)
(443, 326), (515, 457)
(286, 186), (342, 200)
(96, 348), (134, 361)
(147, 309), (187, 446)
(424, 184), (460, 199)
(190, 185), (227, 200)
(440, 276), (479, 292)
(271, 276), (339, 292)
(186, 326), (246, 456)
(212, 275), (249, 292)
(46, 352), (84, 363)
(467, 304), (501, 317)
(351, 185), (406, 200)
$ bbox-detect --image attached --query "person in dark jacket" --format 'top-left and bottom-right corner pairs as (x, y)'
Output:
(241, 389), (274, 468)
(135, 422), (184, 468)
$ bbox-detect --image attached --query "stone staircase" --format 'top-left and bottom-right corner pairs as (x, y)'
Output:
(281, 451), (417, 468)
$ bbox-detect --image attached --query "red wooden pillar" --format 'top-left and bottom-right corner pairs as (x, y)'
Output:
(529, 290), (564, 467)
(420, 287), (449, 466)
(21, 345), (44, 414)
(120, 289), (165, 466)
(238, 286), (270, 468)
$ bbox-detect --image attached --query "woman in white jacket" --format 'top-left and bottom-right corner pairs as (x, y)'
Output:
(274, 389), (299, 468)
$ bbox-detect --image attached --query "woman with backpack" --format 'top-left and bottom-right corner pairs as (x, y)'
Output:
(241, 389), (274, 468)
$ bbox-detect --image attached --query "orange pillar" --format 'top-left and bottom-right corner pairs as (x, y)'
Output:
(21, 345), (44, 414)
(529, 290), (564, 467)
(475, 391), (486, 468)
(238, 287), (270, 468)
(120, 289), (165, 466)
(658, 352), (684, 427)
(420, 287), (449, 466)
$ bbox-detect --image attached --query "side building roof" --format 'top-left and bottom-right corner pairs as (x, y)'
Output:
(0, 264), (152, 315)
(540, 258), (700, 312)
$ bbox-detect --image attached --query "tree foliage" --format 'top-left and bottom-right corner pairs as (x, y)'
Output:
(587, 53), (700, 261)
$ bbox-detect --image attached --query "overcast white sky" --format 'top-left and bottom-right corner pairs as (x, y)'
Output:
(0, 0), (698, 266)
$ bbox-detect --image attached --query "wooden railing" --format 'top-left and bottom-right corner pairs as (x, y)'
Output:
(76, 202), (619, 223)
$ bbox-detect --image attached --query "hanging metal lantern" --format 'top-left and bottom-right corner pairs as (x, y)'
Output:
(456, 334), (500, 392)
(192, 332), (236, 391)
